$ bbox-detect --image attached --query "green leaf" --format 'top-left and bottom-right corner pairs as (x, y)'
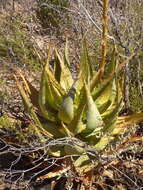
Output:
(58, 86), (76, 124)
(118, 112), (143, 125)
(38, 71), (58, 122)
(101, 79), (123, 120)
(55, 48), (73, 91)
(84, 83), (104, 133)
(48, 145), (64, 157)
(15, 77), (53, 138)
(18, 72), (43, 116)
(94, 136), (114, 150)
(115, 112), (143, 135)
(54, 56), (62, 83)
(79, 39), (91, 84)
(92, 75), (114, 101)
(44, 67), (65, 111)
(64, 144), (85, 155)
(90, 70), (101, 91)
(69, 87), (86, 134)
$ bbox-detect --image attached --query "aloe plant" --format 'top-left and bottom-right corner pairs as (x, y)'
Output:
(15, 40), (143, 156)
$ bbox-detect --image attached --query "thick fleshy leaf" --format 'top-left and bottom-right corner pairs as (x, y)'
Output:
(95, 79), (114, 113)
(94, 136), (114, 150)
(74, 154), (94, 174)
(84, 84), (104, 133)
(90, 118), (117, 149)
(54, 48), (73, 91)
(72, 73), (85, 99)
(44, 68), (65, 111)
(90, 47), (117, 92)
(15, 76), (53, 138)
(17, 71), (42, 115)
(101, 80), (123, 124)
(113, 112), (143, 135)
(48, 145), (64, 157)
(58, 86), (76, 124)
(45, 66), (65, 95)
(64, 144), (85, 155)
(117, 112), (143, 125)
(94, 110), (143, 150)
(61, 122), (74, 137)
(15, 75), (33, 112)
(92, 75), (114, 101)
(94, 107), (123, 149)
(79, 39), (91, 84)
(69, 87), (86, 134)
(101, 102), (122, 135)
(38, 71), (58, 122)
(54, 56), (62, 83)
(93, 81), (123, 149)
(90, 70), (101, 91)
(93, 103), (122, 150)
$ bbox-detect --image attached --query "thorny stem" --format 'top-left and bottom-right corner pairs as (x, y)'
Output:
(99, 0), (109, 79)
